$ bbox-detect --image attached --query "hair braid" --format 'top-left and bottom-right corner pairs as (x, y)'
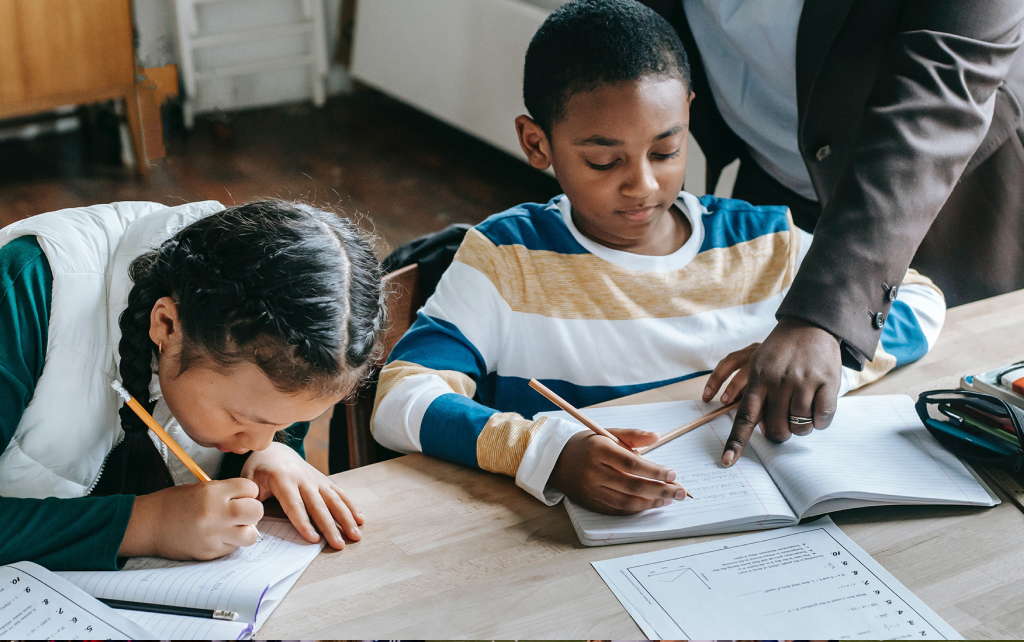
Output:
(338, 222), (387, 369)
(91, 251), (176, 496)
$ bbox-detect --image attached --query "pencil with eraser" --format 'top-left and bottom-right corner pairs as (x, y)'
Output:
(110, 380), (263, 541)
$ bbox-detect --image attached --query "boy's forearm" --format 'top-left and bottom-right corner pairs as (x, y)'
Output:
(373, 365), (584, 504)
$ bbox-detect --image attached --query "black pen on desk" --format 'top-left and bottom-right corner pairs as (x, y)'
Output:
(99, 597), (240, 621)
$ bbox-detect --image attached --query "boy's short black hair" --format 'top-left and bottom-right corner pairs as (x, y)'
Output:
(523, 0), (691, 133)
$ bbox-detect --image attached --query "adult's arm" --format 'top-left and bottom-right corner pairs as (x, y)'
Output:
(0, 236), (136, 571)
(780, 1), (1024, 362)
(723, 2), (1024, 460)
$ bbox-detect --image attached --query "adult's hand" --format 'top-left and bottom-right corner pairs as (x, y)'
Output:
(719, 316), (842, 467)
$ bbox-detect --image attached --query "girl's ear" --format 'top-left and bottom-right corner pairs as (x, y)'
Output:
(148, 296), (182, 354)
(515, 114), (554, 171)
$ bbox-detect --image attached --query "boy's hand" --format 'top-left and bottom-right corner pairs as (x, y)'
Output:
(702, 342), (760, 405)
(121, 479), (263, 560)
(550, 428), (686, 515)
(241, 442), (365, 550)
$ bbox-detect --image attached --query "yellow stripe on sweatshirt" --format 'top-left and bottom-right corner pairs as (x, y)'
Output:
(454, 221), (800, 321)
(476, 413), (547, 477)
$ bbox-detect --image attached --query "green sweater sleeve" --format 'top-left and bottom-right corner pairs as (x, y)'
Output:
(0, 237), (135, 571)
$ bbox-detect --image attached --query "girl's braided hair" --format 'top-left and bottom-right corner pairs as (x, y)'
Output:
(90, 200), (386, 497)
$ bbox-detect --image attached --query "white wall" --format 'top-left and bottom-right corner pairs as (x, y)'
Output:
(350, 0), (737, 197)
(132, 0), (351, 94)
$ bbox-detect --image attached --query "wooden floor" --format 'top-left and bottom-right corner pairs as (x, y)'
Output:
(0, 87), (560, 473)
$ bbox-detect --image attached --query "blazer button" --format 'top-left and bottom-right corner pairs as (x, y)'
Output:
(889, 285), (898, 301)
(815, 145), (831, 161)
(874, 311), (885, 329)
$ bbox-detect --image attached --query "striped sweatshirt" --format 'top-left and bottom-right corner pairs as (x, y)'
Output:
(372, 192), (946, 505)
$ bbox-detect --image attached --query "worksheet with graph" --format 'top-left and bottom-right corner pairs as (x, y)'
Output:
(592, 517), (962, 639)
(539, 395), (998, 546)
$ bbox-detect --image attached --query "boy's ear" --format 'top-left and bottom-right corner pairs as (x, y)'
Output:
(515, 114), (553, 171)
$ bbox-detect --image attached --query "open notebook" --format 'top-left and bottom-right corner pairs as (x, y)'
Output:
(538, 394), (999, 546)
(57, 517), (323, 639)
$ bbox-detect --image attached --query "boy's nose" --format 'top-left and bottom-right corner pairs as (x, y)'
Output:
(622, 159), (659, 198)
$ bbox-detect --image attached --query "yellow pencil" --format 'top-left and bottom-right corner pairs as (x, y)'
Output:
(110, 381), (263, 541)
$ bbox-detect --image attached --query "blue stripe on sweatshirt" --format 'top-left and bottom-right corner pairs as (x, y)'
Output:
(419, 393), (493, 468)
(387, 312), (486, 376)
(475, 200), (589, 254)
(880, 299), (928, 367)
(698, 195), (792, 253)
(478, 371), (713, 420)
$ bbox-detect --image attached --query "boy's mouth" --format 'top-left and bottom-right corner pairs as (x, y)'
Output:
(617, 204), (658, 222)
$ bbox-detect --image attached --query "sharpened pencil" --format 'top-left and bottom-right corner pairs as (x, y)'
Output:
(637, 399), (741, 455)
(528, 378), (693, 499)
(110, 380), (263, 541)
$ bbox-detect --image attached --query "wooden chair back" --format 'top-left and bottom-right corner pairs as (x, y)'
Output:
(329, 263), (423, 472)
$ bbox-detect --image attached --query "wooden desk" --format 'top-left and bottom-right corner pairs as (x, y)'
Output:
(261, 290), (1024, 639)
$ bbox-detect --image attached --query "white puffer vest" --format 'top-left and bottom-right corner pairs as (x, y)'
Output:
(0, 201), (229, 498)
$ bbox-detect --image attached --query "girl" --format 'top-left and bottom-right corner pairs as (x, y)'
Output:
(0, 199), (385, 570)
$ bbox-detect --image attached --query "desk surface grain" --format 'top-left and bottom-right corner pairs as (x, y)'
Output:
(260, 289), (1024, 639)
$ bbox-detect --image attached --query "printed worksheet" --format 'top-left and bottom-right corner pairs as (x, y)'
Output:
(0, 561), (151, 639)
(592, 517), (962, 639)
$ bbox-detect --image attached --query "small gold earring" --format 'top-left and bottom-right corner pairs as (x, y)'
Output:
(159, 341), (164, 354)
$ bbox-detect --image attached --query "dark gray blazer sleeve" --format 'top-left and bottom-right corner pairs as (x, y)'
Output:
(778, 1), (1024, 364)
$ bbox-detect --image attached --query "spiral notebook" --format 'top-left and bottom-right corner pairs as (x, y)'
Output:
(538, 395), (999, 546)
(57, 517), (323, 640)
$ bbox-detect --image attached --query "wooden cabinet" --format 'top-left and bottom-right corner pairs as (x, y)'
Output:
(0, 0), (147, 173)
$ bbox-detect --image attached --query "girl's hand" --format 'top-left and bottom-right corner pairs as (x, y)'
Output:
(120, 479), (263, 559)
(550, 428), (686, 515)
(241, 442), (365, 549)
(702, 342), (761, 405)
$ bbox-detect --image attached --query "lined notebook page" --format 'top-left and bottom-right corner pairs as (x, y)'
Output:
(540, 400), (797, 544)
(119, 610), (251, 640)
(57, 518), (322, 628)
(749, 394), (999, 517)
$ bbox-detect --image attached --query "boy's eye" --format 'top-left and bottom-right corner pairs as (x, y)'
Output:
(229, 414), (245, 426)
(652, 149), (681, 161)
(586, 159), (619, 170)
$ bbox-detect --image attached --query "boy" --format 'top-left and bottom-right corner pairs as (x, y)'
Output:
(372, 0), (945, 515)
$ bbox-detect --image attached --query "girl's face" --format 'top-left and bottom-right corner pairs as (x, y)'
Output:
(148, 297), (344, 454)
(159, 358), (341, 454)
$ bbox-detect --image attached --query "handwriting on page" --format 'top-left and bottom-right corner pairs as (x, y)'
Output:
(0, 564), (146, 640)
(557, 401), (797, 540)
